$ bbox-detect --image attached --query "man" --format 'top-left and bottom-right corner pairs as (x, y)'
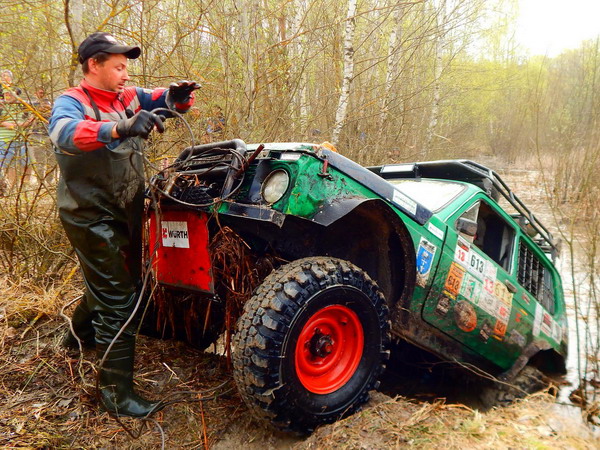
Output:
(26, 96), (53, 185)
(1, 89), (33, 190)
(49, 32), (199, 417)
(0, 69), (14, 99)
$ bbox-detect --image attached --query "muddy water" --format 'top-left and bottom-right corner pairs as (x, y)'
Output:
(498, 167), (599, 434)
(498, 168), (598, 385)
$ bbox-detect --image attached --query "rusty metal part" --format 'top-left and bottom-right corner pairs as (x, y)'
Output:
(237, 143), (265, 177)
(209, 226), (274, 362)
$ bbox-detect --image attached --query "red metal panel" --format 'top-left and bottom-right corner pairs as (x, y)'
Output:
(148, 208), (214, 293)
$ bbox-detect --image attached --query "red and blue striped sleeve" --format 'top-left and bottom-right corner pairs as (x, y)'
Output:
(134, 87), (194, 114)
(49, 96), (115, 153)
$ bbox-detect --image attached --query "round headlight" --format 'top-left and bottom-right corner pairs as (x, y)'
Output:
(261, 170), (290, 204)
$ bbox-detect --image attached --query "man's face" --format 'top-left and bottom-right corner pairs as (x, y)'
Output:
(90, 53), (130, 92)
(1, 72), (12, 85)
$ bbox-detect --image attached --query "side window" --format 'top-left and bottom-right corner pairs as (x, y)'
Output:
(457, 200), (515, 272)
(457, 202), (480, 243)
(518, 239), (555, 314)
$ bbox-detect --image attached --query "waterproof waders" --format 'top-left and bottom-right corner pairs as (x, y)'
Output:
(56, 136), (160, 417)
(62, 299), (96, 349)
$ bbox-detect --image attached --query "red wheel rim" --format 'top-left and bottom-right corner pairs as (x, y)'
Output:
(295, 304), (364, 394)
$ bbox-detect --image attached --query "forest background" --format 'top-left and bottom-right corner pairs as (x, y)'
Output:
(0, 0), (598, 444)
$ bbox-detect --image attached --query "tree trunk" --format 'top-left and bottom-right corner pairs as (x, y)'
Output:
(331, 0), (358, 147)
(290, 0), (309, 137)
(241, 2), (256, 128)
(424, 0), (447, 158)
(64, 0), (84, 87)
(380, 3), (404, 129)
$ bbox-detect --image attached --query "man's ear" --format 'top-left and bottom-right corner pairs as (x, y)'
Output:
(87, 58), (99, 75)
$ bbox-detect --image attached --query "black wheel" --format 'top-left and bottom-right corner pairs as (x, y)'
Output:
(232, 257), (390, 433)
(479, 365), (548, 408)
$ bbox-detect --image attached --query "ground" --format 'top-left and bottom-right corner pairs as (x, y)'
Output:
(0, 311), (597, 449)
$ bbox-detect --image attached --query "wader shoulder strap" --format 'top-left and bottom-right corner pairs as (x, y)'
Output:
(81, 87), (102, 122)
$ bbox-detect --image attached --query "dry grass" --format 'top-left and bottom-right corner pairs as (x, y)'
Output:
(1, 277), (598, 448)
(299, 392), (598, 449)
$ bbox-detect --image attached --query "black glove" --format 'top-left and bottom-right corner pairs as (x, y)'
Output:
(168, 80), (201, 105)
(115, 110), (165, 139)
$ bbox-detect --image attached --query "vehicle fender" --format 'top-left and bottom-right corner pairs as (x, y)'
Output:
(311, 196), (373, 227)
(498, 339), (567, 381)
(310, 197), (417, 305)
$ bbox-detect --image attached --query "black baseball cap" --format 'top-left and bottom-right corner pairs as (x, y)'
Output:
(78, 32), (141, 64)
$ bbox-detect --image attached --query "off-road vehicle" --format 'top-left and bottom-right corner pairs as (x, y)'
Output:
(144, 140), (568, 433)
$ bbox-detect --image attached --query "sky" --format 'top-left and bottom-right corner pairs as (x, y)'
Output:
(515, 0), (600, 56)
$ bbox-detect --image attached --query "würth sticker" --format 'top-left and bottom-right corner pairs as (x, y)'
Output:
(161, 221), (190, 248)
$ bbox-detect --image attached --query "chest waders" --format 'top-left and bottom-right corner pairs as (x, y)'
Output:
(56, 136), (160, 417)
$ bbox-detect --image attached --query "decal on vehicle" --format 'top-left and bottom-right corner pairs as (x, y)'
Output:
(477, 292), (498, 319)
(484, 261), (497, 280)
(479, 320), (493, 342)
(533, 303), (542, 336)
(416, 238), (437, 288)
(161, 221), (190, 248)
(494, 280), (513, 306)
(483, 277), (495, 295)
(427, 222), (444, 240)
(483, 264), (497, 295)
(508, 329), (526, 348)
(454, 237), (470, 268)
(497, 303), (511, 323)
(459, 272), (482, 304)
(493, 318), (508, 339)
(467, 250), (486, 278)
(392, 189), (417, 215)
(541, 312), (553, 337)
(435, 292), (452, 316)
(552, 321), (562, 344)
(533, 303), (562, 343)
(444, 262), (466, 297)
(454, 300), (477, 332)
(454, 238), (487, 279)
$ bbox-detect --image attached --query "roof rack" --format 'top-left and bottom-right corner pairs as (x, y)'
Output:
(370, 160), (559, 261)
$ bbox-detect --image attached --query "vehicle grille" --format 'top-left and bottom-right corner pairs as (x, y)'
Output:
(518, 240), (555, 314)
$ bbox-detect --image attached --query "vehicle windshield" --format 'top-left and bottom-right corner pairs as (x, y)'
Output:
(388, 179), (466, 212)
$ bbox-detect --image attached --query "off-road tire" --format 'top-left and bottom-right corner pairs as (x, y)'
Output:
(232, 257), (390, 433)
(479, 365), (548, 408)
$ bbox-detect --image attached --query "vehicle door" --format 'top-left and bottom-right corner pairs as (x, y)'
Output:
(421, 194), (526, 370)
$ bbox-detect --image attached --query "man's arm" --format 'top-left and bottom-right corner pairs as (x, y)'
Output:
(49, 96), (115, 153)
(0, 106), (34, 134)
(135, 83), (196, 115)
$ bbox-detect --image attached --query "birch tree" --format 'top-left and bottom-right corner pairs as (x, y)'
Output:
(331, 0), (358, 146)
(380, 2), (405, 129)
(424, 0), (446, 157)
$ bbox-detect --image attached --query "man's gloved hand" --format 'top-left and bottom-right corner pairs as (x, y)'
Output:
(115, 110), (165, 139)
(168, 80), (201, 106)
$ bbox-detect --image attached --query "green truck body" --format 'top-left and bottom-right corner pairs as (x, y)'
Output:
(149, 141), (567, 432)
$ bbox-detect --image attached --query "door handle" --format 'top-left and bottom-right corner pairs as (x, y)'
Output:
(505, 280), (517, 293)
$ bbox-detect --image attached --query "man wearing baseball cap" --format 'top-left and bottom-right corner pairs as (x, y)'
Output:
(49, 32), (200, 418)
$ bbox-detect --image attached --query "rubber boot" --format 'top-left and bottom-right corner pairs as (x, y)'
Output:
(97, 334), (162, 418)
(62, 301), (96, 350)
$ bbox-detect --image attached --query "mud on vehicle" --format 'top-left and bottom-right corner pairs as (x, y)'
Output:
(143, 140), (568, 433)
